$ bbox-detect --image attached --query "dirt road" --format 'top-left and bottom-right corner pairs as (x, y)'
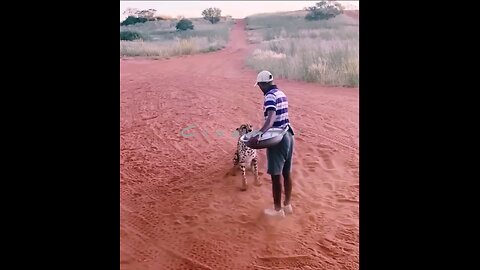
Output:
(120, 19), (359, 270)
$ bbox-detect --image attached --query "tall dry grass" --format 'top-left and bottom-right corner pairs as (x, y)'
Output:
(120, 18), (234, 58)
(245, 11), (359, 87)
(120, 37), (226, 57)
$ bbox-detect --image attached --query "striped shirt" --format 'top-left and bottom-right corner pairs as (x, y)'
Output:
(263, 87), (290, 128)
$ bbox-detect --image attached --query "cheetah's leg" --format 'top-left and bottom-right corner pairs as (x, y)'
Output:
(240, 165), (247, 191)
(252, 157), (261, 186)
(233, 150), (239, 166)
(227, 150), (239, 176)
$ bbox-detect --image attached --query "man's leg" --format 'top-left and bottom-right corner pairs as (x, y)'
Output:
(271, 174), (282, 211)
(266, 139), (287, 216)
(282, 172), (292, 206)
(282, 132), (294, 213)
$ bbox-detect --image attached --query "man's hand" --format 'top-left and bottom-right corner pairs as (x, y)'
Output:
(247, 134), (260, 147)
(247, 110), (275, 148)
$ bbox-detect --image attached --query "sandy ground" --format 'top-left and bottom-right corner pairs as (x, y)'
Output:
(120, 19), (359, 270)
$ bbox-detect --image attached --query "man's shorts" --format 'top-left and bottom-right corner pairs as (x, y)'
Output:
(267, 128), (294, 175)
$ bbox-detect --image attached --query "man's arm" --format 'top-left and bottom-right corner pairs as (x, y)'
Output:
(247, 109), (275, 146)
(259, 109), (276, 134)
(247, 93), (276, 146)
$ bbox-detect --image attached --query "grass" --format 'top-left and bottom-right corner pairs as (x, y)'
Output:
(120, 37), (226, 57)
(120, 18), (234, 58)
(245, 11), (359, 87)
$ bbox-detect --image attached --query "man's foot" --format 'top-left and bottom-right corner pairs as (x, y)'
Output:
(283, 204), (293, 215)
(264, 208), (285, 217)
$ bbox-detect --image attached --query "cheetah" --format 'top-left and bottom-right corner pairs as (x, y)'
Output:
(233, 124), (261, 191)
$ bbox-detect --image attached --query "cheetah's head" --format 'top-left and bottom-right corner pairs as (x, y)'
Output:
(236, 124), (253, 136)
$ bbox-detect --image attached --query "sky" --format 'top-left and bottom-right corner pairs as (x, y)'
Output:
(120, 1), (359, 20)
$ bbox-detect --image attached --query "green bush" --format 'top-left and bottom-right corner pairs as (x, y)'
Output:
(305, 1), (343, 21)
(176, 19), (194, 31)
(121, 16), (148, 26)
(120, 31), (143, 41)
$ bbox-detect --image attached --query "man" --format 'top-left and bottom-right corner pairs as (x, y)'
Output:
(248, 70), (295, 217)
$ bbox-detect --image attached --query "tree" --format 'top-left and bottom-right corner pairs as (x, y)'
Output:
(176, 19), (194, 31)
(122, 8), (157, 20)
(305, 1), (344, 21)
(154, 15), (169, 21)
(137, 9), (157, 20)
(202, 7), (222, 24)
(123, 8), (140, 17)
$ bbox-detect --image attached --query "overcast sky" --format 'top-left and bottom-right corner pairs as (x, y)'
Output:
(120, 1), (359, 20)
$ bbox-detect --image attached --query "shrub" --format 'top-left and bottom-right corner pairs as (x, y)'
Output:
(120, 31), (143, 41)
(305, 1), (344, 21)
(121, 16), (148, 26)
(176, 19), (194, 31)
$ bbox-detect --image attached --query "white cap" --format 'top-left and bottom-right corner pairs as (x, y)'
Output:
(254, 70), (273, 86)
